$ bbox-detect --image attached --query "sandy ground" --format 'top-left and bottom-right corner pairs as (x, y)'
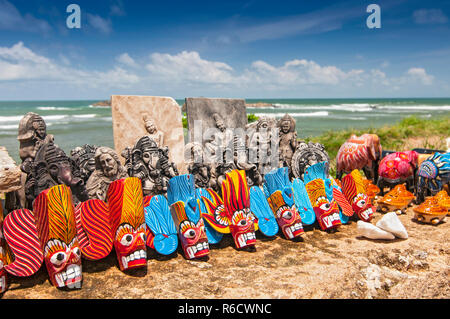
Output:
(1, 206), (449, 299)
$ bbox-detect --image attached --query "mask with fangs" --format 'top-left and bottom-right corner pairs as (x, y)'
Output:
(107, 177), (147, 271)
(33, 185), (82, 289)
(221, 170), (257, 249)
(167, 174), (209, 259)
(264, 167), (304, 239)
(341, 170), (375, 222)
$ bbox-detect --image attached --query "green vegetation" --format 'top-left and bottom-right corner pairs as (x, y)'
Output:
(305, 115), (450, 175)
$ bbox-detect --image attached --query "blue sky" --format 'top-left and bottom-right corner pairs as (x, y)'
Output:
(0, 0), (449, 100)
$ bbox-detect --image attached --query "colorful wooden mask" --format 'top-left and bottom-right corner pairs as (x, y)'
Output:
(33, 185), (82, 288)
(221, 170), (257, 248)
(74, 199), (113, 260)
(264, 167), (304, 239)
(144, 195), (178, 256)
(196, 188), (224, 244)
(0, 206), (8, 294)
(249, 186), (279, 237)
(291, 178), (316, 225)
(341, 170), (375, 222)
(2, 209), (43, 280)
(107, 177), (147, 271)
(167, 174), (209, 259)
(304, 163), (341, 231)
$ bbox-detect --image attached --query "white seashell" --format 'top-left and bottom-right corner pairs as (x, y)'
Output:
(357, 221), (395, 240)
(376, 212), (408, 239)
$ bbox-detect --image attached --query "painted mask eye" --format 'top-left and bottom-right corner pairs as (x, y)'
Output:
(357, 199), (366, 208)
(282, 210), (293, 220)
(238, 219), (247, 227)
(50, 252), (67, 266)
(120, 234), (134, 246)
(183, 229), (196, 239)
(319, 203), (331, 211)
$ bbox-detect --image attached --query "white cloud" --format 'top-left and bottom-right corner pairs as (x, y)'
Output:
(116, 53), (138, 68)
(0, 0), (51, 33)
(0, 42), (139, 87)
(146, 51), (234, 84)
(406, 67), (434, 85)
(413, 9), (448, 24)
(87, 14), (112, 34)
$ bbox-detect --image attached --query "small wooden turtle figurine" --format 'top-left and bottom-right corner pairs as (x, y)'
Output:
(434, 190), (450, 215)
(413, 197), (447, 225)
(377, 185), (412, 214)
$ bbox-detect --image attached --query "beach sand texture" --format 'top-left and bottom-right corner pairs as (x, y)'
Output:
(2, 206), (448, 299)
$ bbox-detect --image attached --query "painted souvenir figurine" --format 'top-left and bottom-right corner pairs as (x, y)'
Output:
(303, 163), (341, 231)
(415, 152), (450, 204)
(291, 141), (330, 180)
(107, 177), (147, 271)
(70, 144), (98, 184)
(2, 208), (44, 291)
(434, 190), (450, 213)
(25, 141), (88, 206)
(220, 170), (257, 248)
(196, 188), (225, 243)
(144, 195), (178, 256)
(377, 186), (413, 214)
(341, 170), (375, 222)
(86, 146), (128, 200)
(264, 167), (304, 239)
(0, 205), (8, 294)
(377, 151), (419, 195)
(33, 185), (82, 288)
(336, 134), (382, 183)
(413, 197), (447, 225)
(167, 174), (209, 259)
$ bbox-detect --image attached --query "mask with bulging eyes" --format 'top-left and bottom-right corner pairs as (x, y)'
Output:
(221, 170), (256, 249)
(167, 175), (210, 259)
(341, 170), (374, 222)
(107, 177), (148, 271)
(33, 185), (83, 289)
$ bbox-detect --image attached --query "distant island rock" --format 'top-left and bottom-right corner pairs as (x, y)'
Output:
(92, 100), (111, 107)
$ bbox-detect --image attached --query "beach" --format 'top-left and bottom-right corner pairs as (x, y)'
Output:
(1, 98), (450, 162)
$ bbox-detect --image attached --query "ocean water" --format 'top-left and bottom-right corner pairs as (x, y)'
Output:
(0, 98), (449, 162)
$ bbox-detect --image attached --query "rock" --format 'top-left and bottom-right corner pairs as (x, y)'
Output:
(357, 220), (395, 240)
(0, 146), (22, 193)
(245, 102), (274, 108)
(92, 100), (111, 107)
(110, 95), (186, 173)
(376, 212), (408, 239)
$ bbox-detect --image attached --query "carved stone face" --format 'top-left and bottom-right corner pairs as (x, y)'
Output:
(214, 117), (226, 132)
(281, 120), (291, 133)
(144, 119), (156, 134)
(99, 153), (118, 177)
(33, 119), (46, 139)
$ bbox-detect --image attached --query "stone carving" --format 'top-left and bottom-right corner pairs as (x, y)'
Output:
(70, 144), (98, 184)
(111, 95), (186, 173)
(123, 136), (178, 196)
(185, 142), (213, 189)
(277, 114), (297, 168)
(85, 146), (128, 200)
(291, 141), (330, 180)
(25, 141), (88, 205)
(143, 114), (164, 147)
(246, 116), (279, 176)
(17, 112), (54, 208)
